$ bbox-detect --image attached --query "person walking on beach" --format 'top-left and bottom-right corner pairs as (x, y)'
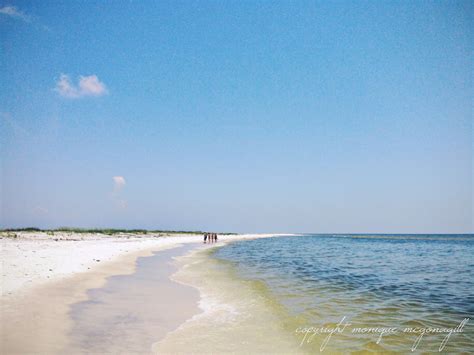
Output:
(204, 233), (208, 243)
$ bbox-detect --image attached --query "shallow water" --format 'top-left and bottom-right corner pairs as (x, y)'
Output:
(152, 244), (305, 354)
(214, 234), (474, 353)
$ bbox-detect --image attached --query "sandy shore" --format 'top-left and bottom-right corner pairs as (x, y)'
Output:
(1, 231), (282, 297)
(0, 231), (284, 353)
(68, 244), (203, 353)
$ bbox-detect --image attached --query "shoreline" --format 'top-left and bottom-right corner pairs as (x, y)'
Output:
(152, 240), (304, 354)
(0, 232), (291, 353)
(67, 243), (203, 353)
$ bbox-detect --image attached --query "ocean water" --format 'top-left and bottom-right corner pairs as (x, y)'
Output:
(211, 234), (474, 353)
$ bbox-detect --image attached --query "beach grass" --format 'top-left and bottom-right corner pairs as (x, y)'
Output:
(0, 227), (237, 236)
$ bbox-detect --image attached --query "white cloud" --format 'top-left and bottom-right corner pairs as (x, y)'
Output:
(55, 74), (79, 98)
(112, 176), (127, 209)
(79, 75), (108, 96)
(113, 176), (126, 191)
(55, 74), (108, 99)
(0, 5), (31, 22)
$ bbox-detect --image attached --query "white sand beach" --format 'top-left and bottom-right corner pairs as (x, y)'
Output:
(1, 231), (283, 297)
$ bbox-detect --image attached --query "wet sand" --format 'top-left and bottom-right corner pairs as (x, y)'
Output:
(67, 243), (202, 353)
(1, 243), (201, 354)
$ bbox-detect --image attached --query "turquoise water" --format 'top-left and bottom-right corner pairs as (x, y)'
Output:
(214, 234), (474, 353)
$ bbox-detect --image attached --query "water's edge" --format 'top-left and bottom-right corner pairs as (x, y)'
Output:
(67, 243), (203, 353)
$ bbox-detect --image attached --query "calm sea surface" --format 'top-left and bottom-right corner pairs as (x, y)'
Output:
(214, 234), (474, 353)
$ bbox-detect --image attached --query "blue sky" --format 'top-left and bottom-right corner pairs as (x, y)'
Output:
(1, 1), (472, 233)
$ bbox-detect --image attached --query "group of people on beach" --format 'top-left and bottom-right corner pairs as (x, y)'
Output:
(204, 233), (218, 243)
